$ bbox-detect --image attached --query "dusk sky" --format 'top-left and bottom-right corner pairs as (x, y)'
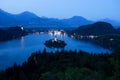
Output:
(0, 0), (119, 21)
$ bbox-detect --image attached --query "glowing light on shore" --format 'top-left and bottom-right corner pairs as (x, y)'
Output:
(40, 32), (44, 34)
(54, 31), (61, 36)
(89, 35), (95, 39)
(21, 27), (24, 31)
(71, 35), (75, 38)
(80, 35), (83, 39)
(110, 38), (114, 41)
(48, 30), (67, 39)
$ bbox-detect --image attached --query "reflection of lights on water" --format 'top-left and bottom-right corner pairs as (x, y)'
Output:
(60, 34), (63, 39)
(64, 33), (67, 36)
(48, 31), (53, 39)
(48, 31), (53, 36)
(20, 36), (24, 48)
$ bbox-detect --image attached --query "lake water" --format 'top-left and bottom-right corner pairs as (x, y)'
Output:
(0, 33), (110, 70)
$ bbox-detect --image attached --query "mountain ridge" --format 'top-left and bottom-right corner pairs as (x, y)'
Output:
(0, 9), (92, 28)
(0, 9), (119, 28)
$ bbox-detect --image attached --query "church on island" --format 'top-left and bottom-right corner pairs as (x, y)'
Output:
(44, 36), (67, 48)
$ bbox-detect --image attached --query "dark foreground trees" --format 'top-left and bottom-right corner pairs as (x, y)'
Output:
(0, 48), (120, 80)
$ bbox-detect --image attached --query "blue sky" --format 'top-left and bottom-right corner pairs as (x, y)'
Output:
(0, 0), (119, 20)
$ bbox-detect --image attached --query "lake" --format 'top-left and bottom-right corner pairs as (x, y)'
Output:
(0, 33), (110, 70)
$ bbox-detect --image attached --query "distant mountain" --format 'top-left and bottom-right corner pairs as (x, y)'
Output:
(72, 22), (117, 35)
(14, 11), (39, 21)
(60, 16), (92, 27)
(0, 9), (16, 27)
(1, 9), (120, 29)
(0, 9), (42, 27)
(0, 9), (92, 28)
(99, 18), (120, 28)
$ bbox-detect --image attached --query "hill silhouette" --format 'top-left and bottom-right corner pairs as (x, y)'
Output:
(0, 26), (27, 41)
(72, 22), (117, 35)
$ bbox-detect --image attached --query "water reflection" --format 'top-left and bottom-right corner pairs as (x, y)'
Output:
(0, 33), (111, 70)
(20, 36), (24, 48)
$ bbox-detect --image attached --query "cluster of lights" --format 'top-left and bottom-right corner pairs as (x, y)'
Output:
(21, 27), (24, 31)
(54, 31), (61, 35)
(71, 35), (75, 38)
(48, 30), (67, 37)
(19, 25), (24, 31)
(32, 32), (45, 34)
(110, 38), (114, 41)
(88, 35), (98, 39)
(71, 35), (98, 39)
(48, 31), (62, 36)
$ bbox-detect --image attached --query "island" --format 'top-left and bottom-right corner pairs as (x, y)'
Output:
(44, 36), (67, 48)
